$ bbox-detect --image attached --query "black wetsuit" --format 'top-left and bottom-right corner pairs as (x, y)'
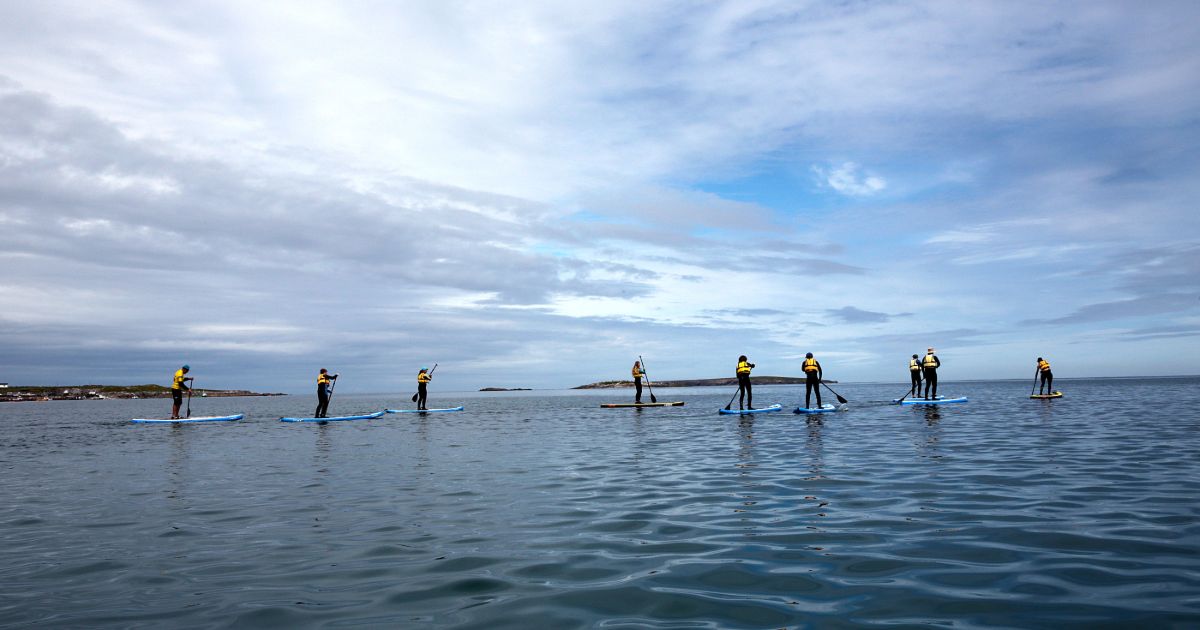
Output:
(805, 372), (822, 409)
(315, 383), (330, 418)
(909, 363), (922, 397)
(922, 355), (940, 399)
(634, 376), (642, 403)
(737, 373), (752, 409)
(417, 382), (428, 410)
(1040, 369), (1053, 394)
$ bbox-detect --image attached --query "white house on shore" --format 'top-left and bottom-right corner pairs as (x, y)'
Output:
(0, 383), (8, 388)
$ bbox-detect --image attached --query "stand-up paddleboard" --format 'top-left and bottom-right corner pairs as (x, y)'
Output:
(280, 411), (385, 423)
(718, 403), (783, 415)
(600, 401), (685, 408)
(131, 414), (244, 424)
(895, 397), (968, 405)
(386, 406), (465, 414)
(1030, 391), (1063, 399)
(894, 395), (944, 402)
(794, 403), (839, 414)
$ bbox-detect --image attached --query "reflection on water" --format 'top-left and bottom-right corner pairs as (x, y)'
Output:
(1, 380), (1199, 628)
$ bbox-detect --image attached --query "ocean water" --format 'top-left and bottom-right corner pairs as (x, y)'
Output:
(2, 377), (1199, 628)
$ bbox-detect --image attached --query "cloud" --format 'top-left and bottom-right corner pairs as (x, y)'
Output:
(813, 162), (886, 197)
(3, 2), (1200, 387)
(826, 306), (911, 324)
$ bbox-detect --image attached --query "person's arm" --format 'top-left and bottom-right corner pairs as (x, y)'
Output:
(935, 356), (941, 368)
(817, 362), (823, 381)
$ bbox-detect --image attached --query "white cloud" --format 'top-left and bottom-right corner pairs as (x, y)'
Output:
(813, 162), (887, 197)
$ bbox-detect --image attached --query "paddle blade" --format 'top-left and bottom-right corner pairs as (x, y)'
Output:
(411, 393), (419, 402)
(650, 393), (658, 403)
(835, 393), (848, 404)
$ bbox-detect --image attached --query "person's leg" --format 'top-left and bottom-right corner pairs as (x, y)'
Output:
(911, 372), (920, 397)
(815, 377), (822, 407)
(746, 379), (752, 409)
(171, 390), (182, 418)
(635, 378), (642, 403)
(738, 378), (746, 408)
(930, 371), (938, 398)
(1045, 371), (1053, 393)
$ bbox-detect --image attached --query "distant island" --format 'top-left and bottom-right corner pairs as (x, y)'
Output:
(0, 385), (284, 403)
(573, 376), (837, 389)
(478, 387), (532, 391)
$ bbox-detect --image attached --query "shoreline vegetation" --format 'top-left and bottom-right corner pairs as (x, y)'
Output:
(573, 376), (837, 389)
(0, 385), (284, 403)
(478, 387), (533, 391)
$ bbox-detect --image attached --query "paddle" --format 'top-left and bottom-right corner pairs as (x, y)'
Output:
(821, 381), (848, 405)
(1030, 367), (1039, 396)
(411, 363), (438, 402)
(326, 376), (337, 415)
(186, 380), (193, 418)
(638, 355), (658, 403)
(895, 382), (912, 404)
(723, 384), (741, 411)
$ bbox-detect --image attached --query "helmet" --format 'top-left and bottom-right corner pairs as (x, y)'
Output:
(182, 364), (190, 370)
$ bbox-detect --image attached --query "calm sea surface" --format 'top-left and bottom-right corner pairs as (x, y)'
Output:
(2, 378), (1199, 628)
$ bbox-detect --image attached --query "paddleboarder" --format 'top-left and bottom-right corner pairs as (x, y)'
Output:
(632, 360), (646, 403)
(315, 368), (338, 418)
(170, 364), (193, 419)
(921, 347), (940, 400)
(416, 366), (432, 410)
(736, 355), (755, 410)
(1036, 357), (1053, 394)
(802, 352), (823, 409)
(909, 354), (923, 397)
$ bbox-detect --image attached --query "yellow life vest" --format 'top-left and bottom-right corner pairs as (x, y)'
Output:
(736, 361), (752, 375)
(802, 358), (819, 373)
(172, 369), (187, 390)
(417, 372), (431, 384)
(922, 354), (938, 369)
(909, 358), (920, 372)
(318, 372), (331, 386)
(632, 365), (643, 379)
(1038, 360), (1051, 372)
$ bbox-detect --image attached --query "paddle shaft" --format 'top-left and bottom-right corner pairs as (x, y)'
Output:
(638, 355), (658, 403)
(186, 380), (193, 418)
(723, 386), (740, 410)
(412, 363), (438, 402)
(1030, 368), (1039, 395)
(820, 381), (848, 404)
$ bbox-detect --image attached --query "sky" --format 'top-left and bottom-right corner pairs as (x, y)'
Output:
(2, 0), (1198, 393)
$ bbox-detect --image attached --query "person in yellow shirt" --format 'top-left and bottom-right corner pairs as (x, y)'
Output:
(1036, 357), (1054, 395)
(802, 352), (823, 409)
(315, 368), (338, 418)
(908, 354), (923, 397)
(416, 367), (432, 410)
(170, 364), (193, 419)
(632, 360), (646, 403)
(736, 355), (755, 409)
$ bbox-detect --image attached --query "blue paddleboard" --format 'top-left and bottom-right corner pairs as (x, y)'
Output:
(280, 411), (385, 422)
(131, 414), (244, 424)
(718, 403), (783, 415)
(794, 403), (839, 414)
(895, 397), (968, 405)
(385, 406), (465, 414)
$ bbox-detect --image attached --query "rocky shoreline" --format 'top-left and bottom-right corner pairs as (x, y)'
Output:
(0, 385), (284, 403)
